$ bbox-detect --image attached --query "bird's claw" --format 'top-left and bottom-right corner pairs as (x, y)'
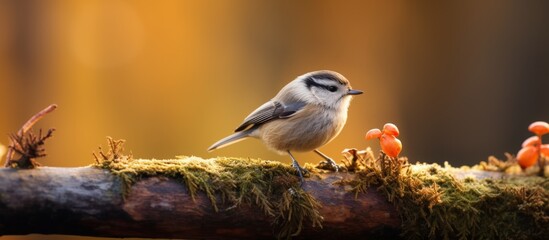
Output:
(291, 161), (309, 186)
(292, 160), (310, 175)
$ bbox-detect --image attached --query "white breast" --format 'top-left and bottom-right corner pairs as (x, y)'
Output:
(256, 104), (348, 154)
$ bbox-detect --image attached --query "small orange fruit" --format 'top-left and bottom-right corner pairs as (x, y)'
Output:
(522, 136), (541, 148)
(380, 134), (402, 158)
(517, 146), (539, 169)
(382, 123), (400, 137)
(365, 128), (382, 140)
(528, 121), (549, 136)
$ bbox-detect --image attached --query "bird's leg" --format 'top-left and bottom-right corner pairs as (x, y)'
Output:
(287, 151), (308, 186)
(314, 149), (339, 172)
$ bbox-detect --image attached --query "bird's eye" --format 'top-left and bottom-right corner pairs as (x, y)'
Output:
(328, 86), (338, 92)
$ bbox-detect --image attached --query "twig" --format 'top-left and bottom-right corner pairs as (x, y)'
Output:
(4, 104), (57, 167)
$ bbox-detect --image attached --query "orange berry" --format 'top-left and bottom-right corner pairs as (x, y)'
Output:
(382, 123), (400, 136)
(517, 146), (539, 169)
(380, 134), (402, 158)
(365, 128), (382, 140)
(528, 121), (549, 136)
(522, 136), (541, 148)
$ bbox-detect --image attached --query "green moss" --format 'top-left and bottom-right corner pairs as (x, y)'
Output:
(93, 138), (548, 239)
(93, 138), (322, 239)
(341, 148), (549, 240)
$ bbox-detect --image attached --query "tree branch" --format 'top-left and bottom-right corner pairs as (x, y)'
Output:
(0, 167), (401, 239)
(0, 153), (545, 239)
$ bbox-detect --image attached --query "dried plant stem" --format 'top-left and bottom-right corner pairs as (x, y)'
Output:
(538, 154), (545, 177)
(537, 135), (546, 177)
(4, 104), (57, 167)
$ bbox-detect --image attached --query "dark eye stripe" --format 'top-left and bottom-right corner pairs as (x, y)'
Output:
(305, 77), (338, 92)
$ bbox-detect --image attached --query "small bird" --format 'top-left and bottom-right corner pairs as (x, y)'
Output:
(208, 70), (362, 184)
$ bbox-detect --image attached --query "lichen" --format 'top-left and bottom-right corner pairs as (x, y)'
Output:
(93, 138), (322, 239)
(341, 148), (549, 240)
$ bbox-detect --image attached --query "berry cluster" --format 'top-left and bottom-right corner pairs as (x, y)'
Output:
(365, 123), (402, 158)
(517, 121), (549, 170)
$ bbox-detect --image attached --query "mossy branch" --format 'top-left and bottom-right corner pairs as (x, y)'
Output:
(0, 164), (400, 239)
(0, 155), (546, 239)
(0, 138), (546, 239)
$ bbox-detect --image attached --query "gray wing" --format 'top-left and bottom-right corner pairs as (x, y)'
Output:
(234, 100), (306, 132)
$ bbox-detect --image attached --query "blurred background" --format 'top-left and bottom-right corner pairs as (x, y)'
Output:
(0, 0), (548, 239)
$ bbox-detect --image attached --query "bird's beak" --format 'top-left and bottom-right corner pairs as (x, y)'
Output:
(347, 89), (363, 95)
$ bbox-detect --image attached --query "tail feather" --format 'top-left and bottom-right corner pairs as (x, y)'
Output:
(207, 130), (252, 152)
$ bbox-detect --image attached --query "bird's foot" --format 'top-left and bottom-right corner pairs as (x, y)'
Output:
(291, 160), (309, 186)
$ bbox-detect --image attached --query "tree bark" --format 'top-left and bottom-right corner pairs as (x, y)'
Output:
(0, 167), (403, 239)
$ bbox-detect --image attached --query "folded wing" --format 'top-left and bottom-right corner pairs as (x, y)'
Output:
(234, 101), (306, 132)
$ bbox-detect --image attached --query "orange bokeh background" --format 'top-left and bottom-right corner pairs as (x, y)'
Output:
(1, 1), (548, 239)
